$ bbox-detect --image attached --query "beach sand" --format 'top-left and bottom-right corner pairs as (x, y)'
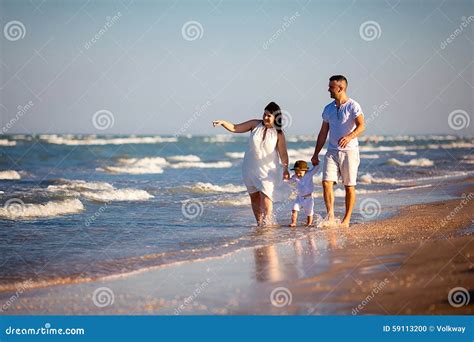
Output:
(1, 179), (472, 315)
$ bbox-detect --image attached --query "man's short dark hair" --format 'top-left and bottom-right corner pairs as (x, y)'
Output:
(329, 75), (348, 85)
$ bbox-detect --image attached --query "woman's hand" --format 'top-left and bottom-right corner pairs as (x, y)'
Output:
(212, 120), (225, 127)
(283, 168), (290, 180)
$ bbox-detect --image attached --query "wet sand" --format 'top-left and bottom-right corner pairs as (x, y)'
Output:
(0, 179), (472, 315)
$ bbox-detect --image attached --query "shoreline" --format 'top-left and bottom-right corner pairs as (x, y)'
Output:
(0, 178), (472, 315)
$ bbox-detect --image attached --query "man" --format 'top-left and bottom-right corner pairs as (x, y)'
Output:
(311, 75), (365, 227)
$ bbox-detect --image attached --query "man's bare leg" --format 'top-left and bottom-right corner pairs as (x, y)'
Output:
(322, 180), (335, 222)
(306, 215), (313, 226)
(249, 192), (263, 226)
(341, 185), (355, 227)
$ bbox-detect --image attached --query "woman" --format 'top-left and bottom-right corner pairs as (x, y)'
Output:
(213, 102), (290, 226)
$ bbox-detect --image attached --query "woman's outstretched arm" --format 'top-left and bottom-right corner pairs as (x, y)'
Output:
(277, 132), (290, 180)
(212, 119), (260, 133)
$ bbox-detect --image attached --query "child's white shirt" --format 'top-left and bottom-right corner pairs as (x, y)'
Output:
(287, 166), (319, 197)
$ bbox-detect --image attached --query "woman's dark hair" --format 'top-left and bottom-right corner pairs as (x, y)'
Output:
(264, 101), (283, 132)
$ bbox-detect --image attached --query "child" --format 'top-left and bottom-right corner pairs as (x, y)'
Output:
(286, 160), (319, 227)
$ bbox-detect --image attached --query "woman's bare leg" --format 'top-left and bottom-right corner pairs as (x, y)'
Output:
(249, 192), (263, 226)
(261, 192), (273, 225)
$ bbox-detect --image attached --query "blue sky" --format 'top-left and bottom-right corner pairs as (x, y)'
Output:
(0, 0), (472, 136)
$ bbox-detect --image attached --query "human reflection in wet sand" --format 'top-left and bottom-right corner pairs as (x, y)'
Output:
(253, 227), (348, 283)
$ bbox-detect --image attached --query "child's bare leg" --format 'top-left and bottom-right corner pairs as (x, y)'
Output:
(289, 210), (298, 227)
(306, 215), (313, 226)
(249, 192), (263, 226)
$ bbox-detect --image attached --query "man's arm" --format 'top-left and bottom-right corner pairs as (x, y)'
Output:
(311, 121), (329, 165)
(338, 114), (365, 148)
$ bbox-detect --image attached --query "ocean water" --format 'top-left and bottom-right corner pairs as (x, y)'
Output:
(0, 134), (473, 290)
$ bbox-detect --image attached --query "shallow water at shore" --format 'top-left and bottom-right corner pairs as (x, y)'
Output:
(0, 134), (472, 291)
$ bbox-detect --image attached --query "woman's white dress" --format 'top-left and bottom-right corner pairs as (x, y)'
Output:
(242, 123), (284, 201)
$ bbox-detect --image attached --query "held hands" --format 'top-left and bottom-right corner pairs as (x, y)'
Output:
(311, 154), (319, 166)
(283, 168), (290, 180)
(338, 135), (352, 148)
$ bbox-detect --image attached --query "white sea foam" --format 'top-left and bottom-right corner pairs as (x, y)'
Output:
(41, 135), (177, 145)
(287, 147), (325, 161)
(362, 135), (460, 142)
(47, 179), (114, 192)
(0, 198), (84, 219)
(101, 156), (232, 173)
(168, 161), (233, 169)
(203, 135), (234, 143)
(287, 135), (315, 142)
(101, 165), (165, 174)
(212, 195), (250, 206)
(181, 182), (246, 194)
(359, 145), (408, 152)
(398, 151), (417, 156)
(46, 179), (154, 202)
(438, 142), (474, 149)
(0, 170), (21, 180)
(167, 155), (201, 162)
(225, 152), (245, 159)
(359, 173), (399, 184)
(102, 157), (168, 174)
(0, 139), (16, 146)
(387, 158), (434, 167)
(117, 157), (168, 166)
(82, 189), (154, 202)
(360, 154), (380, 159)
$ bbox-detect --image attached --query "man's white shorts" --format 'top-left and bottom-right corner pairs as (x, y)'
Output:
(322, 149), (360, 186)
(292, 196), (314, 216)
